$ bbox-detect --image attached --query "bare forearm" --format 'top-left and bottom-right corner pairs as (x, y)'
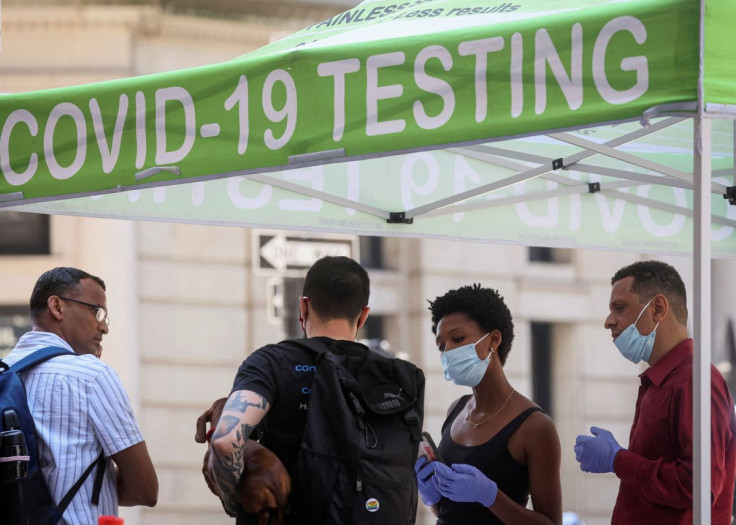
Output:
(489, 491), (560, 525)
(209, 391), (269, 515)
(209, 432), (245, 515)
(116, 468), (158, 507)
(113, 442), (159, 507)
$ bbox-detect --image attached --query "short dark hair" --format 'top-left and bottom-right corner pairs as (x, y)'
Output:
(302, 256), (369, 322)
(611, 260), (687, 324)
(30, 267), (106, 320)
(428, 283), (515, 365)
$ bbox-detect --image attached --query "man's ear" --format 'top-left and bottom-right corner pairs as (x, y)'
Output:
(652, 294), (669, 323)
(356, 306), (371, 329)
(46, 296), (64, 322)
(298, 296), (308, 321)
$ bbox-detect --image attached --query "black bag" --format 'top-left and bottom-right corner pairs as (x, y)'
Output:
(0, 346), (106, 524)
(285, 338), (424, 525)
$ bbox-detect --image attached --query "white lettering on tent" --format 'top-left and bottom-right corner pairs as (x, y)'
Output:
(414, 45), (455, 130)
(637, 185), (686, 237)
(192, 181), (205, 206)
(593, 17), (648, 104)
(535, 24), (583, 114)
(127, 189), (141, 203)
(318, 59), (361, 142)
(595, 190), (627, 233)
(453, 154), (482, 222)
(510, 32), (524, 118)
(712, 177), (735, 241)
(514, 179), (559, 228)
(90, 95), (128, 174)
(366, 52), (406, 136)
(458, 37), (504, 123)
(401, 152), (438, 210)
(153, 187), (166, 204)
(227, 176), (272, 209)
(346, 161), (360, 216)
(155, 87), (195, 165)
(135, 91), (147, 169)
(279, 167), (323, 211)
(44, 102), (87, 180)
(225, 75), (250, 154)
(567, 171), (582, 231)
(0, 109), (39, 185)
(263, 70), (297, 150)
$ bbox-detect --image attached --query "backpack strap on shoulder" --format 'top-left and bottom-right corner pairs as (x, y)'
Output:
(53, 452), (106, 520)
(9, 346), (75, 373)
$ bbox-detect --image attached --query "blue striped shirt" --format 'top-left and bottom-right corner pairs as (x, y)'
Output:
(4, 331), (144, 525)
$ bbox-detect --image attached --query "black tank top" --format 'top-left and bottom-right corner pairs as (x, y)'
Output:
(436, 395), (543, 525)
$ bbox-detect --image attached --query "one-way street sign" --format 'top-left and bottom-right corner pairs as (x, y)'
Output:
(256, 231), (359, 273)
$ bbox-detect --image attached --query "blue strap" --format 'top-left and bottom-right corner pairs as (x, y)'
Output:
(8, 346), (75, 373)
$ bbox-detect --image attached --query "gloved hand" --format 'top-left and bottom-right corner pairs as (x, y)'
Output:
(434, 462), (498, 507)
(574, 426), (624, 473)
(415, 457), (442, 506)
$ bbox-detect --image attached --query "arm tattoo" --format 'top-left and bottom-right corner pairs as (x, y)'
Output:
(226, 391), (268, 413)
(210, 392), (267, 514)
(212, 415), (240, 440)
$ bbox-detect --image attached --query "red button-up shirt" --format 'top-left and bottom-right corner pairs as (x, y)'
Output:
(612, 339), (736, 525)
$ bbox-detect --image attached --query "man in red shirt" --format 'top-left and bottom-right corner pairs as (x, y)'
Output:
(575, 260), (736, 524)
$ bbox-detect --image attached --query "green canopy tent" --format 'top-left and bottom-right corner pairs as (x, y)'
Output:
(1, 0), (735, 520)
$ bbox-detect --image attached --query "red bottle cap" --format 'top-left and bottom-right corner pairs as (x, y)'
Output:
(98, 517), (124, 525)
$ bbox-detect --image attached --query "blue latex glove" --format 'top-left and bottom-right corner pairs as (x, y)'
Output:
(574, 426), (624, 473)
(434, 461), (498, 507)
(415, 457), (442, 506)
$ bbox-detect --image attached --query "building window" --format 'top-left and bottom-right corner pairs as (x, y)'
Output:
(528, 246), (572, 264)
(359, 315), (395, 357)
(281, 276), (305, 339)
(0, 306), (32, 359)
(359, 236), (384, 269)
(0, 212), (50, 255)
(531, 321), (553, 418)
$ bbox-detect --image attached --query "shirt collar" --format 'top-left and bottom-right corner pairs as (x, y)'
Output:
(13, 331), (74, 354)
(641, 338), (692, 386)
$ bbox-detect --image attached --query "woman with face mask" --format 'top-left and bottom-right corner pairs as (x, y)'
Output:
(415, 284), (562, 525)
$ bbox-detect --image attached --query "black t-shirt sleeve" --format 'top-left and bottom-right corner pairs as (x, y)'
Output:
(230, 345), (280, 406)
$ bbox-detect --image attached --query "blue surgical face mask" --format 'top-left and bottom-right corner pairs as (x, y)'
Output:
(614, 299), (659, 364)
(440, 332), (492, 387)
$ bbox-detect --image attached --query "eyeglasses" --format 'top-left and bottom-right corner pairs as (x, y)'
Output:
(58, 297), (110, 326)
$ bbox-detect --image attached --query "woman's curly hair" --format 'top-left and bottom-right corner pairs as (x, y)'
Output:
(428, 283), (515, 365)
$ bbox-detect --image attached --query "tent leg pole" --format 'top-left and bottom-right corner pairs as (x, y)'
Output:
(693, 116), (712, 525)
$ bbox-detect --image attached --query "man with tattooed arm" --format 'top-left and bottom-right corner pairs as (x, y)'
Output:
(206, 256), (372, 523)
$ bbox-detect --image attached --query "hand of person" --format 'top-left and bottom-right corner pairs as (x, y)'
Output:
(574, 426), (623, 473)
(415, 457), (442, 506)
(433, 462), (498, 507)
(201, 447), (222, 498)
(195, 397), (227, 443)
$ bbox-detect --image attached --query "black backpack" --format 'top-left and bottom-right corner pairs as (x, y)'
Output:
(284, 338), (425, 525)
(0, 346), (106, 525)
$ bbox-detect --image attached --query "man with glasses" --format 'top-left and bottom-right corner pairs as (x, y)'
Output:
(3, 267), (158, 523)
